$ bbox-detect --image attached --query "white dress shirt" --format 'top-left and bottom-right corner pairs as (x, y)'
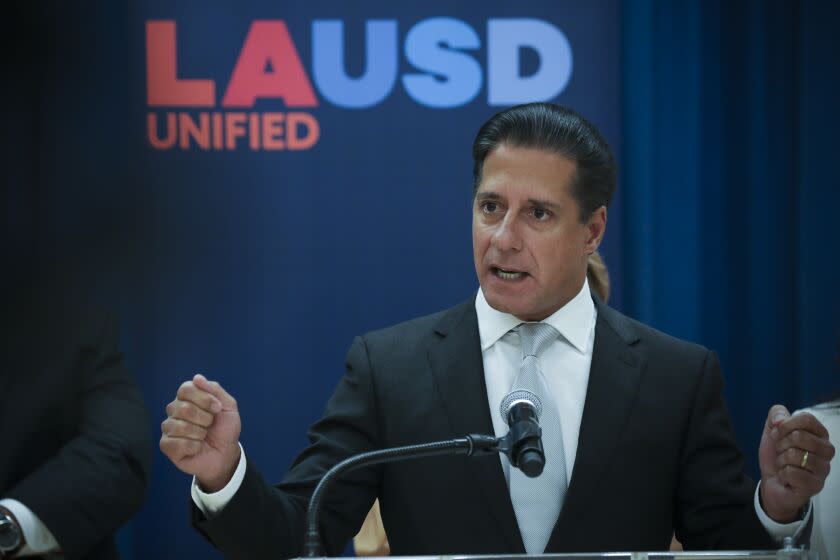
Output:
(0, 498), (59, 556)
(798, 402), (839, 560)
(193, 277), (807, 543)
(476, 277), (596, 485)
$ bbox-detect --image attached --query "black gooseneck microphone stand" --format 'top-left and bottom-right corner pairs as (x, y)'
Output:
(304, 421), (542, 557)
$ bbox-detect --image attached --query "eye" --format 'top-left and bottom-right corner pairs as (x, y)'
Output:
(531, 207), (551, 221)
(481, 201), (499, 214)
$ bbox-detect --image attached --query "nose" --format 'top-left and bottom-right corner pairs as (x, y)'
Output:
(491, 213), (522, 252)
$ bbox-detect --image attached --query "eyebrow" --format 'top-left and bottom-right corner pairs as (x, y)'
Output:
(526, 198), (561, 210)
(476, 191), (561, 210)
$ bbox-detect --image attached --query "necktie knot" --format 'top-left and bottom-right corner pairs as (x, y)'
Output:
(518, 322), (559, 359)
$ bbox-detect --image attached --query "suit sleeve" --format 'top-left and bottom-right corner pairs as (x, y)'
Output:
(193, 335), (381, 560)
(675, 350), (776, 550)
(6, 311), (151, 560)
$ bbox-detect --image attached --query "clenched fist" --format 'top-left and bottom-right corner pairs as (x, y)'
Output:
(160, 374), (242, 492)
(758, 404), (835, 522)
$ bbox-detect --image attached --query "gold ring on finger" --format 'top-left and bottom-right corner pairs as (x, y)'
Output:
(800, 450), (809, 469)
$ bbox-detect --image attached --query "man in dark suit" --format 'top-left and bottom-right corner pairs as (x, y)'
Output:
(0, 290), (151, 560)
(160, 103), (834, 558)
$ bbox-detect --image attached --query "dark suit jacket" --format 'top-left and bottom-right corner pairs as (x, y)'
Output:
(194, 295), (776, 558)
(0, 298), (151, 560)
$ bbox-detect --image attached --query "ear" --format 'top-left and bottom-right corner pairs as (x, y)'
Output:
(584, 206), (607, 254)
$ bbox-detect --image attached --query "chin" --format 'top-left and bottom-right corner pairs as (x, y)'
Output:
(484, 291), (533, 320)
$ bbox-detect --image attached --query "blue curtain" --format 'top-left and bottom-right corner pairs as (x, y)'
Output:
(621, 0), (840, 476)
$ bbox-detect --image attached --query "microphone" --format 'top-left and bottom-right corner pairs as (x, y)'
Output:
(499, 389), (545, 477)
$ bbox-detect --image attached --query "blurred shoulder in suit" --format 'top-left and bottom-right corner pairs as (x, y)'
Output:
(1, 282), (151, 560)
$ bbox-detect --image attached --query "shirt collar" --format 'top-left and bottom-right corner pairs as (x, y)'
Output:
(475, 277), (596, 354)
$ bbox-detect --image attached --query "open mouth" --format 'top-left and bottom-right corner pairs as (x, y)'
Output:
(492, 266), (527, 280)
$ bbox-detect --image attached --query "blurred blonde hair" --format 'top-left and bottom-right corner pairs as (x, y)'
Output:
(354, 500), (390, 556)
(587, 250), (610, 302)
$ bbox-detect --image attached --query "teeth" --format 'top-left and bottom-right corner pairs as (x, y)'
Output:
(495, 268), (524, 280)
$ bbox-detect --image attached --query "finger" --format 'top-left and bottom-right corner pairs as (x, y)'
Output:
(167, 399), (215, 428)
(775, 429), (836, 459)
(193, 374), (238, 410)
(766, 404), (790, 439)
(773, 412), (830, 442)
(161, 418), (208, 441)
(777, 464), (826, 496)
(160, 434), (202, 461)
(776, 448), (831, 478)
(176, 380), (222, 414)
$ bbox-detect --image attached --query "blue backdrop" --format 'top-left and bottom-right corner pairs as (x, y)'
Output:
(3, 1), (838, 559)
(621, 0), (840, 476)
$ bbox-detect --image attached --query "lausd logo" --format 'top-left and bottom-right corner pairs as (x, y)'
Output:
(146, 18), (573, 152)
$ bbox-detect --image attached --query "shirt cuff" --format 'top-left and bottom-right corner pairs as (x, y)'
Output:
(190, 442), (247, 516)
(0, 498), (60, 555)
(754, 482), (812, 541)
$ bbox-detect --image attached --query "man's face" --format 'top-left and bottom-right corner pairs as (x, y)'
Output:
(472, 144), (605, 321)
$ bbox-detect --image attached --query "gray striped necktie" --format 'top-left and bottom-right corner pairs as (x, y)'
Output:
(509, 322), (567, 554)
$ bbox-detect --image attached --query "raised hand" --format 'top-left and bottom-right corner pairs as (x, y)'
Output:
(758, 404), (835, 522)
(160, 374), (242, 492)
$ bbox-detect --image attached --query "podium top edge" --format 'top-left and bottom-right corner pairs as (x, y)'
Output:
(292, 551), (788, 560)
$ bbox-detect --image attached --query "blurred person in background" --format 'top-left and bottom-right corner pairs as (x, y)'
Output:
(0, 6), (152, 555)
(799, 343), (840, 560)
(0, 284), (151, 560)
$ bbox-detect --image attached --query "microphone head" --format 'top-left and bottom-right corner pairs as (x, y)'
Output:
(499, 389), (543, 421)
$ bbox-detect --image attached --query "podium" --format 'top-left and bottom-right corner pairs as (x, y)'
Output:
(294, 546), (817, 560)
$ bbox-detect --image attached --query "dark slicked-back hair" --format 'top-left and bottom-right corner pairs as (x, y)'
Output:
(472, 103), (617, 222)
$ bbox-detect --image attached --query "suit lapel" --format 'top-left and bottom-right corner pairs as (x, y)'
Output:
(546, 300), (645, 550)
(426, 299), (525, 554)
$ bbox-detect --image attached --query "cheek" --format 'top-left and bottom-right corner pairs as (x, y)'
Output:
(472, 221), (490, 250)
(533, 233), (577, 276)
(471, 223), (485, 260)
